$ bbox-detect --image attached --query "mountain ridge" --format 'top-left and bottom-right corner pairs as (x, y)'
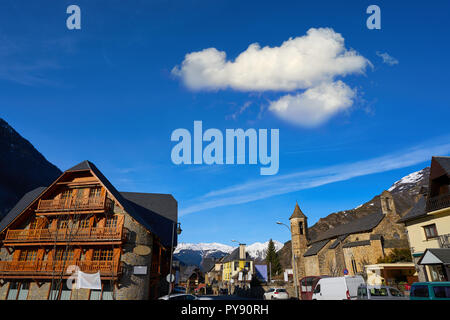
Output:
(0, 118), (62, 219)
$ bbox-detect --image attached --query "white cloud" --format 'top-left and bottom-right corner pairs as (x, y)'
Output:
(172, 28), (370, 92)
(173, 28), (371, 127)
(268, 81), (355, 127)
(179, 136), (450, 215)
(376, 51), (399, 66)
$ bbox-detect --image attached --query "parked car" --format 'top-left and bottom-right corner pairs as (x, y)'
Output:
(172, 286), (186, 293)
(312, 276), (365, 300)
(410, 282), (450, 300)
(219, 288), (229, 295)
(158, 293), (198, 300)
(263, 288), (289, 300)
(300, 276), (329, 300)
(356, 284), (407, 300)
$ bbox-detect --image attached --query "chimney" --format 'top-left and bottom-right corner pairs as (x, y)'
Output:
(239, 243), (246, 260)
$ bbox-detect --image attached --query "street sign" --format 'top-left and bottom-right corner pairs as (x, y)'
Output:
(166, 274), (175, 283)
(343, 268), (349, 275)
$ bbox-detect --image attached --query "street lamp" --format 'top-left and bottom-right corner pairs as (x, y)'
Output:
(168, 222), (182, 297)
(276, 221), (299, 299)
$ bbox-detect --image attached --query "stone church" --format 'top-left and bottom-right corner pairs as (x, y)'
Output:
(290, 190), (409, 278)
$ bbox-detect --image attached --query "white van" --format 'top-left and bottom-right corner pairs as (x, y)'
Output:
(312, 276), (365, 300)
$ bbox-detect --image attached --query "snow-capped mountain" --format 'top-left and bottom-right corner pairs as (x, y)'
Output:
(388, 167), (429, 194)
(174, 240), (283, 269)
(246, 241), (283, 261)
(174, 242), (235, 255)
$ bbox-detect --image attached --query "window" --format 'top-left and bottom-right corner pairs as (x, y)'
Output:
(55, 249), (74, 262)
(90, 289), (101, 300)
(299, 222), (304, 235)
(369, 287), (388, 296)
(29, 219), (37, 230)
(61, 189), (72, 201)
(389, 288), (403, 297)
(351, 257), (358, 274)
(92, 249), (113, 261)
(105, 216), (117, 228)
(357, 287), (367, 299)
(423, 224), (438, 239)
(410, 285), (429, 298)
(385, 198), (391, 210)
(59, 219), (69, 229)
(48, 282), (71, 300)
(76, 188), (86, 198)
(6, 282), (19, 300)
(89, 187), (101, 199)
(313, 284), (321, 294)
(17, 282), (30, 300)
(59, 282), (72, 300)
(433, 286), (450, 299)
(102, 282), (114, 300)
(79, 218), (90, 229)
(19, 249), (37, 262)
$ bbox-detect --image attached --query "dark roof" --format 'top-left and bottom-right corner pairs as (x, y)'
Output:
(310, 212), (385, 243)
(179, 266), (203, 282)
(290, 202), (307, 220)
(329, 234), (348, 249)
(120, 193), (177, 248)
(222, 248), (250, 263)
(119, 192), (177, 222)
(67, 160), (92, 171)
(303, 239), (329, 257)
(434, 156), (450, 176)
(342, 240), (371, 248)
(398, 196), (427, 223)
(201, 258), (217, 273)
(0, 187), (46, 233)
(419, 248), (450, 265)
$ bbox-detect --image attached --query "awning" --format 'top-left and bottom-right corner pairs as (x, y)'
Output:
(418, 248), (450, 265)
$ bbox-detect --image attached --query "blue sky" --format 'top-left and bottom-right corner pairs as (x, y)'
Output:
(1, 0), (450, 245)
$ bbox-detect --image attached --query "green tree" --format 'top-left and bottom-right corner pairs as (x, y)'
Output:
(265, 239), (282, 280)
(377, 248), (412, 263)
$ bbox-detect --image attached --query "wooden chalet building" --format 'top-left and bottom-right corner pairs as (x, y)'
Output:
(0, 160), (178, 300)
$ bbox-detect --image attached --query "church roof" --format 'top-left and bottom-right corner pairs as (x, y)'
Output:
(309, 212), (385, 244)
(289, 202), (307, 220)
(303, 239), (329, 257)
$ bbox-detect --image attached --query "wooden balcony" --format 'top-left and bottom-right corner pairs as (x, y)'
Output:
(0, 260), (120, 279)
(4, 226), (124, 246)
(36, 196), (113, 214)
(426, 192), (450, 213)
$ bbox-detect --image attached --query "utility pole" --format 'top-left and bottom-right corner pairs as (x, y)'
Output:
(269, 262), (272, 282)
(168, 222), (182, 297)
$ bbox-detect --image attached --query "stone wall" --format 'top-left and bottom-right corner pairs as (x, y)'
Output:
(114, 204), (154, 300)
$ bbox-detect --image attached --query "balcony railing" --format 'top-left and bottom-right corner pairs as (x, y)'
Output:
(426, 192), (450, 213)
(4, 226), (123, 244)
(0, 260), (120, 278)
(36, 196), (113, 213)
(438, 233), (450, 248)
